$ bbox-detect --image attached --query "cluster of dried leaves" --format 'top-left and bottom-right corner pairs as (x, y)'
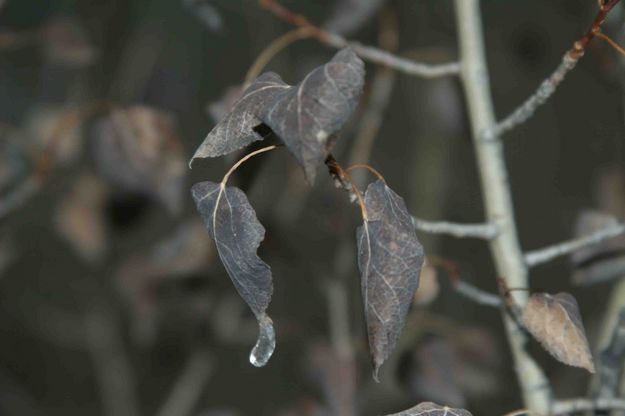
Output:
(190, 48), (426, 377)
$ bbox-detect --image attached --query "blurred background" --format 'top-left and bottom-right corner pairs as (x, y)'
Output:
(1, 0), (625, 415)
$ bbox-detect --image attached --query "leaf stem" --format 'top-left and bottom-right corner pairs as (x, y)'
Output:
(243, 27), (314, 89)
(220, 144), (283, 186)
(325, 155), (368, 221)
(345, 164), (385, 182)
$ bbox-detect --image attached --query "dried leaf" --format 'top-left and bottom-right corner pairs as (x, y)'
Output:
(191, 48), (365, 183)
(356, 179), (424, 378)
(385, 402), (473, 416)
(42, 15), (97, 67)
(191, 181), (275, 366)
(522, 292), (595, 372)
(324, 0), (387, 35)
(55, 173), (109, 262)
(92, 106), (186, 215)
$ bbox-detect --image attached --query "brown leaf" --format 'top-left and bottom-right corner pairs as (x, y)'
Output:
(92, 106), (186, 215)
(522, 292), (595, 372)
(191, 48), (365, 183)
(385, 402), (473, 416)
(55, 173), (109, 262)
(357, 179), (424, 379)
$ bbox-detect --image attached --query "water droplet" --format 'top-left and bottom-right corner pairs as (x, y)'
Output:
(249, 313), (275, 367)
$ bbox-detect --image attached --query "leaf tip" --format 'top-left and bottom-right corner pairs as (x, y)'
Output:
(249, 313), (276, 367)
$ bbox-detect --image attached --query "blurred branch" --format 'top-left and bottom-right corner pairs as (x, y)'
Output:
(259, 0), (460, 78)
(485, 0), (621, 139)
(156, 349), (214, 416)
(412, 217), (499, 239)
(593, 309), (625, 403)
(454, 280), (502, 307)
(454, 0), (551, 412)
(84, 306), (141, 416)
(552, 398), (625, 414)
(524, 223), (625, 267)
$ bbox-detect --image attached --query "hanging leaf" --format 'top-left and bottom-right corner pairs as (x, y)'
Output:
(191, 181), (275, 367)
(356, 179), (424, 379)
(324, 0), (388, 36)
(92, 106), (186, 215)
(522, 292), (595, 373)
(191, 48), (365, 183)
(385, 402), (473, 416)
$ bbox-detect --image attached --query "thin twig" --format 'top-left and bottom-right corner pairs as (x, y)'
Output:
(243, 27), (313, 89)
(454, 0), (551, 412)
(486, 0), (621, 139)
(259, 0), (460, 79)
(524, 223), (625, 267)
(412, 217), (499, 239)
(552, 398), (625, 414)
(455, 280), (502, 307)
(156, 349), (214, 416)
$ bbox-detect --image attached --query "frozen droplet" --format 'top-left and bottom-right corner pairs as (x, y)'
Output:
(249, 313), (275, 367)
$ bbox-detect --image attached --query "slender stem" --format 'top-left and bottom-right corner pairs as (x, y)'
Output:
(412, 218), (499, 239)
(259, 0), (460, 79)
(524, 223), (625, 267)
(345, 164), (385, 182)
(595, 31), (625, 57)
(221, 144), (282, 185)
(453, 0), (551, 412)
(552, 398), (625, 414)
(454, 280), (502, 307)
(243, 27), (313, 89)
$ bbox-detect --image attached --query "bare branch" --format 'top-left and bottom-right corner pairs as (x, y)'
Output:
(524, 223), (625, 267)
(486, 53), (577, 139)
(454, 280), (502, 307)
(552, 398), (625, 414)
(156, 350), (214, 416)
(454, 0), (551, 411)
(486, 0), (621, 139)
(594, 309), (625, 400)
(412, 217), (499, 239)
(259, 0), (460, 79)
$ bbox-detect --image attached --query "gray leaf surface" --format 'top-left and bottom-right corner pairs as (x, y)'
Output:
(191, 181), (275, 367)
(356, 180), (424, 379)
(190, 73), (288, 166)
(385, 402), (473, 416)
(260, 48), (364, 183)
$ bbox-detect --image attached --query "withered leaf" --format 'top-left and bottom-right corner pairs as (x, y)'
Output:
(92, 106), (186, 215)
(191, 49), (365, 184)
(356, 180), (424, 379)
(191, 181), (275, 367)
(522, 292), (595, 373)
(385, 402), (473, 416)
(191, 73), (288, 163)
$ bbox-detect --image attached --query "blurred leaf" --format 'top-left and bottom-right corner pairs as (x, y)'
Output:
(191, 48), (365, 183)
(413, 259), (439, 306)
(42, 15), (97, 67)
(385, 401), (473, 416)
(324, 0), (387, 35)
(191, 181), (275, 367)
(522, 292), (595, 373)
(357, 179), (424, 379)
(183, 0), (223, 32)
(55, 172), (109, 262)
(92, 106), (186, 215)
(117, 218), (213, 344)
(24, 105), (82, 166)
